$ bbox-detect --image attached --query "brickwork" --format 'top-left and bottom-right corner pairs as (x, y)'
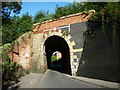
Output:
(33, 12), (94, 34)
(9, 32), (33, 70)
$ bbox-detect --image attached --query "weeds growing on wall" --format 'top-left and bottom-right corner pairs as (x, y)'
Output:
(62, 31), (70, 38)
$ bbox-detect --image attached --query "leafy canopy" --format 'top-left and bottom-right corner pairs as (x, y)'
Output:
(2, 2), (22, 19)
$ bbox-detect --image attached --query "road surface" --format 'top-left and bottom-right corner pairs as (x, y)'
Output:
(37, 69), (103, 88)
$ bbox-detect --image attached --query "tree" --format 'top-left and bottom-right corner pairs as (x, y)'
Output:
(2, 2), (22, 19)
(2, 18), (17, 44)
(2, 2), (22, 44)
(33, 11), (46, 23)
(16, 12), (33, 34)
(2, 13), (33, 44)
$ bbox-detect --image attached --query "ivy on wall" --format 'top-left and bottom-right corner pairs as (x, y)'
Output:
(84, 2), (119, 48)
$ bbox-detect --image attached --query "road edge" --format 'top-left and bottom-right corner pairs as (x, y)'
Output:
(63, 73), (119, 89)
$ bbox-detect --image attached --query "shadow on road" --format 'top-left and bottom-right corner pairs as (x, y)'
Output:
(49, 61), (71, 75)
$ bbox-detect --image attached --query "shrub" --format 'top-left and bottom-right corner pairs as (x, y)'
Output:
(2, 51), (24, 88)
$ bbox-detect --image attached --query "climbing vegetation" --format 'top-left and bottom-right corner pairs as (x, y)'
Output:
(80, 2), (119, 47)
(2, 46), (24, 89)
(62, 31), (70, 38)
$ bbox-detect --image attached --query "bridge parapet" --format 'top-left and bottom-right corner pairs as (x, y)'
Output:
(33, 10), (95, 35)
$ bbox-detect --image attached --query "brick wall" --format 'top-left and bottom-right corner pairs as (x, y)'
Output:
(33, 12), (94, 34)
(9, 32), (33, 70)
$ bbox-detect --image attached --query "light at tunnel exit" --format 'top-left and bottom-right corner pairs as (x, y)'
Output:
(51, 51), (62, 62)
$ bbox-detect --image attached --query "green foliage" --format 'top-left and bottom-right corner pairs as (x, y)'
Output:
(1, 42), (24, 87)
(0, 43), (12, 51)
(47, 14), (56, 20)
(2, 13), (33, 44)
(53, 3), (79, 19)
(2, 2), (22, 20)
(82, 10), (89, 14)
(51, 2), (107, 19)
(2, 2), (119, 48)
(2, 52), (24, 86)
(32, 2), (109, 22)
(33, 11), (46, 23)
(62, 31), (70, 38)
(76, 2), (119, 47)
(90, 12), (99, 20)
(2, 19), (18, 44)
(51, 55), (57, 63)
(16, 12), (33, 34)
(98, 2), (120, 47)
(0, 43), (15, 59)
(30, 69), (36, 73)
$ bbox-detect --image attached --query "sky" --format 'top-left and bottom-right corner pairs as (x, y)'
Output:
(16, 2), (71, 17)
(22, 0), (84, 2)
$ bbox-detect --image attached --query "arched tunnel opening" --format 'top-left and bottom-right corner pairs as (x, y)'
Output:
(44, 35), (71, 75)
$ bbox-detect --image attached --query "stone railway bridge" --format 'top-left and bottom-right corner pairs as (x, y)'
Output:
(12, 10), (119, 82)
(32, 10), (95, 75)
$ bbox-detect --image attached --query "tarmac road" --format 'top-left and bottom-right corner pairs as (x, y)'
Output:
(37, 69), (103, 88)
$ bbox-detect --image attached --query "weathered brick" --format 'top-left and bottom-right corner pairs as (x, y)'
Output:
(33, 12), (94, 34)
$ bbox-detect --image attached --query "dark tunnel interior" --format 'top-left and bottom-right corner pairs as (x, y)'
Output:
(44, 35), (71, 75)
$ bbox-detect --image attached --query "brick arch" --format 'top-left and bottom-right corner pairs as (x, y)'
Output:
(40, 29), (79, 75)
